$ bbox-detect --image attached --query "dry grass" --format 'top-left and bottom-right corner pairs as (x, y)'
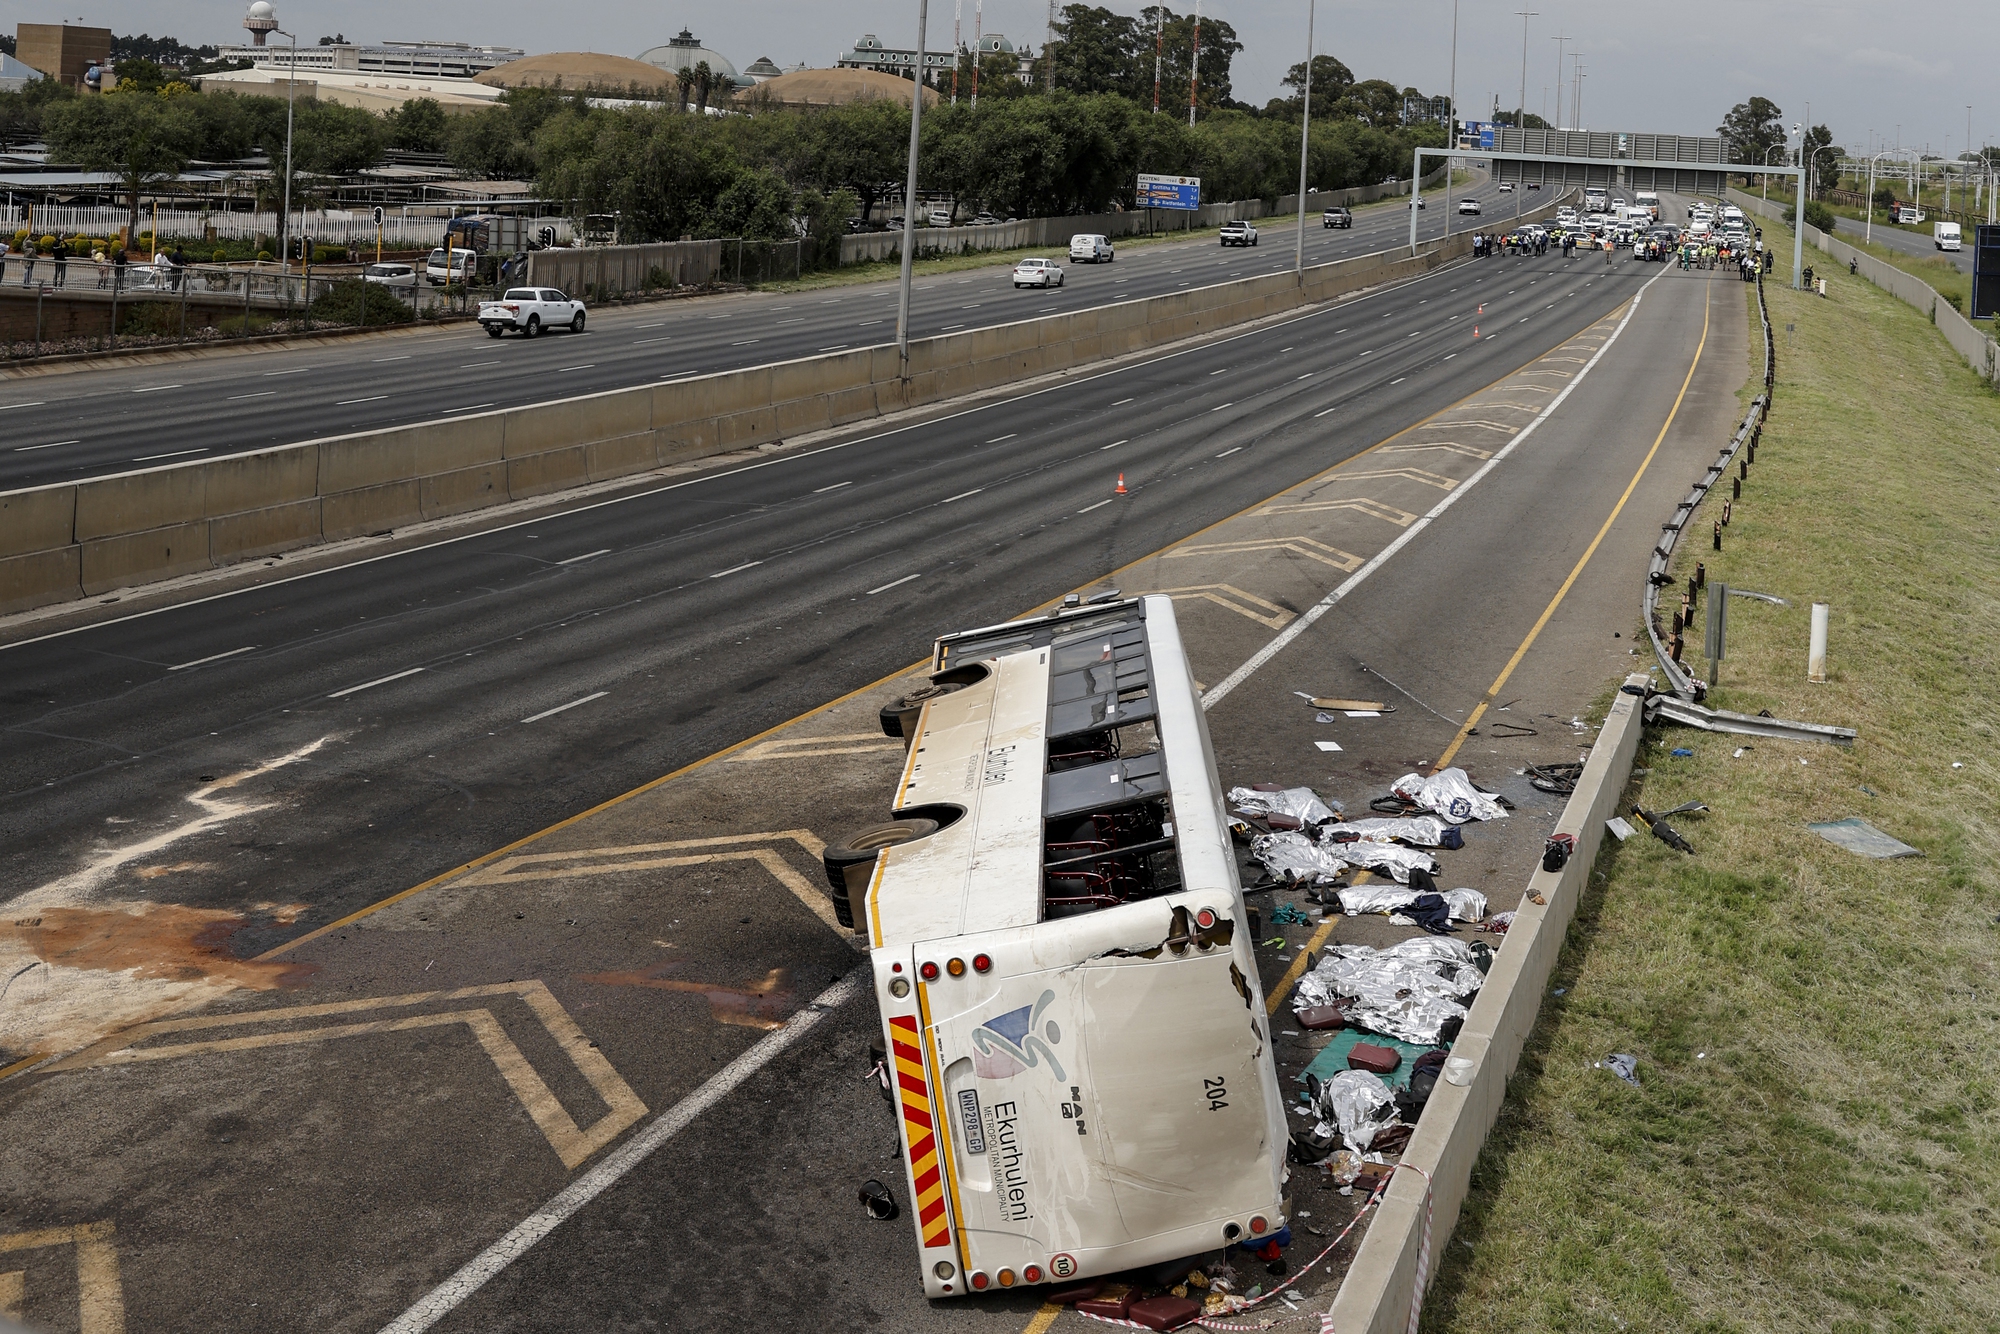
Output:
(1420, 233), (2000, 1332)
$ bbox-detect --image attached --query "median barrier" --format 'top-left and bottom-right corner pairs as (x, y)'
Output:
(1328, 673), (1653, 1334)
(0, 199), (1558, 619)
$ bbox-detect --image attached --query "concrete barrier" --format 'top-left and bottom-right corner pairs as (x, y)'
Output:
(1327, 673), (1653, 1334)
(1729, 189), (1998, 387)
(0, 192), (1563, 620)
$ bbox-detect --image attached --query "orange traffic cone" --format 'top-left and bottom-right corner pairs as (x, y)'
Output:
(1115, 473), (1128, 494)
(1476, 302), (1484, 314)
(1473, 325), (1480, 338)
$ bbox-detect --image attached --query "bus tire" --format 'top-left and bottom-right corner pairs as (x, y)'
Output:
(878, 680), (967, 740)
(823, 819), (940, 928)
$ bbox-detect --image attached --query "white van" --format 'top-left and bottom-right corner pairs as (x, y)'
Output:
(1068, 233), (1114, 263)
(829, 596), (1287, 1298)
(1934, 221), (1962, 251)
(425, 247), (476, 285)
(1633, 190), (1660, 219)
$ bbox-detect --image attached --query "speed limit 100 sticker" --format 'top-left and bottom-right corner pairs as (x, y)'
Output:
(1049, 1253), (1077, 1279)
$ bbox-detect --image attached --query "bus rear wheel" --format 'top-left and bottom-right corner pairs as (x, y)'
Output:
(823, 819), (940, 928)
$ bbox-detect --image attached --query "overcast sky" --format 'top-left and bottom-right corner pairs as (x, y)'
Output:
(73, 0), (1999, 158)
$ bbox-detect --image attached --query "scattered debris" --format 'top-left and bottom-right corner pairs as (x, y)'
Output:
(1313, 1068), (1403, 1150)
(1597, 1054), (1641, 1087)
(859, 1179), (900, 1220)
(1670, 747), (1695, 758)
(1808, 817), (1923, 859)
(1480, 911), (1516, 933)
(1295, 692), (1393, 713)
(1269, 902), (1311, 925)
(1294, 938), (1483, 1044)
(1605, 816), (1636, 841)
(1542, 833), (1575, 872)
(1631, 805), (1694, 853)
(1316, 741), (1344, 752)
(1527, 761), (1586, 794)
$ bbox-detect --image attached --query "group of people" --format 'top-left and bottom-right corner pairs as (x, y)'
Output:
(1472, 229), (1559, 258)
(1675, 238), (1773, 280)
(0, 235), (186, 291)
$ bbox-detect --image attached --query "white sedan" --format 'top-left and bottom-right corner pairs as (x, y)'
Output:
(477, 287), (586, 337)
(1012, 257), (1065, 288)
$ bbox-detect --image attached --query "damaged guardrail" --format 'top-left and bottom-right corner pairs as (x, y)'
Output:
(1644, 269), (1777, 699)
(1643, 693), (1856, 746)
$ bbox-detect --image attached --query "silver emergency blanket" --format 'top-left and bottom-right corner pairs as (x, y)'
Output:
(1390, 768), (1509, 823)
(1335, 840), (1441, 884)
(1230, 785), (1342, 826)
(1337, 885), (1418, 916)
(1294, 939), (1484, 1045)
(1443, 888), (1489, 922)
(1250, 830), (1347, 884)
(1315, 1069), (1401, 1152)
(1323, 815), (1451, 847)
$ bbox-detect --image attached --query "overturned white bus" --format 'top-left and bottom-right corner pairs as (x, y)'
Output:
(823, 595), (1288, 1298)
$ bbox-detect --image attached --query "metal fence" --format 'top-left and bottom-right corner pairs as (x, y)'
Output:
(4, 206), (574, 247)
(0, 261), (496, 362)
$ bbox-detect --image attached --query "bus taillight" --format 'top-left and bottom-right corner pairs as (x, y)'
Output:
(972, 953), (992, 973)
(919, 961), (940, 981)
(1023, 1264), (1043, 1283)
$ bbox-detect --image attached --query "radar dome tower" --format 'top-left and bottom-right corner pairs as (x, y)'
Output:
(244, 1), (279, 46)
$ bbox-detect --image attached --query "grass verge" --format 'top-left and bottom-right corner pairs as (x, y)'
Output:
(1420, 222), (2000, 1330)
(1757, 186), (1974, 314)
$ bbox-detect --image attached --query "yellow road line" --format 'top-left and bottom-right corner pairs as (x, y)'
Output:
(1021, 1303), (1064, 1334)
(1432, 278), (1712, 773)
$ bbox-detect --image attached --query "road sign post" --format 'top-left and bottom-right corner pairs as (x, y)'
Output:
(373, 205), (385, 263)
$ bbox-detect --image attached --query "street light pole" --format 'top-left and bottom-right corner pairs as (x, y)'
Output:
(1294, 0), (1315, 282)
(895, 0), (930, 378)
(1866, 151), (1895, 244)
(276, 26), (297, 273)
(1550, 33), (1566, 130)
(1514, 11), (1535, 219)
(1444, 0), (1458, 232)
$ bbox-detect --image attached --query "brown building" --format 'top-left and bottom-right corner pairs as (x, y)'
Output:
(15, 22), (112, 89)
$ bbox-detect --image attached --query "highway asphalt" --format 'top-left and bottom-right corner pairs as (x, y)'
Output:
(0, 179), (1515, 490)
(0, 239), (1645, 963)
(0, 234), (1749, 1333)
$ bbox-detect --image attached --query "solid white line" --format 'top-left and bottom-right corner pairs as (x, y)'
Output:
(1078, 498), (1115, 513)
(228, 391), (276, 400)
(0, 252), (1490, 656)
(0, 401), (46, 410)
(986, 434), (1016, 444)
(133, 448), (208, 462)
(132, 384), (182, 394)
(866, 573), (922, 595)
(557, 548), (611, 565)
(337, 395), (389, 406)
(1203, 268), (1667, 712)
(1100, 439), (1129, 450)
(941, 489), (983, 503)
(376, 971), (864, 1334)
(448, 403), (495, 414)
(15, 440), (76, 452)
(327, 666), (425, 698)
(709, 561), (762, 578)
(168, 644), (257, 671)
(813, 481), (852, 493)
(521, 691), (607, 724)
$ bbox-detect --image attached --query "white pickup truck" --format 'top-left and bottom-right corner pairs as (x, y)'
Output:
(477, 287), (586, 338)
(1219, 220), (1259, 247)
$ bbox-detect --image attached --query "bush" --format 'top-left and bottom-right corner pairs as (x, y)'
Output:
(1872, 185), (1896, 209)
(310, 244), (348, 265)
(255, 249), (272, 262)
(1803, 200), (1836, 234)
(212, 248), (229, 263)
(308, 278), (415, 326)
(39, 234), (55, 249)
(119, 301), (184, 337)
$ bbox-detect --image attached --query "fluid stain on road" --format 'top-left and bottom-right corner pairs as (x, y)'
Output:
(0, 901), (318, 1060)
(578, 964), (794, 1029)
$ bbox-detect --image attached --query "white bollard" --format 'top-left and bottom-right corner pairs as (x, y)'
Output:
(1808, 602), (1830, 683)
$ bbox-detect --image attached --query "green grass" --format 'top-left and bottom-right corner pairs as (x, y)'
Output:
(1421, 223), (2000, 1332)
(1757, 186), (1976, 314)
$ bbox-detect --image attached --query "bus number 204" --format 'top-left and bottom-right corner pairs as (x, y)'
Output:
(1203, 1076), (1229, 1111)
